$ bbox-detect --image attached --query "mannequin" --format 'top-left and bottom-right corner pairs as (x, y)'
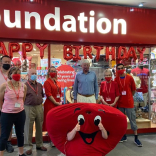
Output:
(131, 62), (149, 107)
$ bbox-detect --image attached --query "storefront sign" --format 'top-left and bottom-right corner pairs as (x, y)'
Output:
(0, 0), (156, 45)
(57, 65), (76, 88)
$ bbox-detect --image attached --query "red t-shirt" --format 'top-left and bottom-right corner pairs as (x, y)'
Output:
(131, 67), (149, 93)
(115, 74), (136, 108)
(100, 81), (120, 107)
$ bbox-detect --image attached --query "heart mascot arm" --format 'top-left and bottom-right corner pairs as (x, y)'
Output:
(67, 121), (108, 141)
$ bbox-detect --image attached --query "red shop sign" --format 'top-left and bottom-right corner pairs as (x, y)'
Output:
(0, 0), (156, 45)
(57, 65), (76, 88)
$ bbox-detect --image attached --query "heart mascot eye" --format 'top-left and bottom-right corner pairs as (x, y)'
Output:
(94, 115), (101, 126)
(78, 114), (85, 125)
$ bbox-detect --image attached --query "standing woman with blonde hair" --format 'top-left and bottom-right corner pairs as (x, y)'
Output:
(100, 69), (120, 107)
(43, 66), (62, 132)
(0, 67), (27, 156)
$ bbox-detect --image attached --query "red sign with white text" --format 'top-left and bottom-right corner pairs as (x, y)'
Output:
(0, 0), (156, 45)
(57, 65), (76, 88)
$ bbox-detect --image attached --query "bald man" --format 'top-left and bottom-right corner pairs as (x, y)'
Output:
(24, 69), (47, 155)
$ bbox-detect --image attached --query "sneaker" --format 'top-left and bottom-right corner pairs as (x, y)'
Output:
(134, 139), (143, 147)
(6, 141), (14, 153)
(119, 135), (127, 143)
(50, 141), (55, 148)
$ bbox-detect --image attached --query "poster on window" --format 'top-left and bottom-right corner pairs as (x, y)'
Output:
(41, 58), (61, 67)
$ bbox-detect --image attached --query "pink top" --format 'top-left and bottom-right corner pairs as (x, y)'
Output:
(2, 82), (24, 113)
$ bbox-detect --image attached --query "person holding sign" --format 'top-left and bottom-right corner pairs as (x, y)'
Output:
(115, 63), (142, 147)
(0, 67), (27, 156)
(43, 66), (62, 132)
(24, 69), (47, 155)
(100, 69), (120, 107)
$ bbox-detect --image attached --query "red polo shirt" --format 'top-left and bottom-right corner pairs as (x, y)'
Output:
(115, 74), (136, 108)
(99, 81), (120, 107)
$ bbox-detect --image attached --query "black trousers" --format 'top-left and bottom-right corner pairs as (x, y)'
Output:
(0, 110), (26, 151)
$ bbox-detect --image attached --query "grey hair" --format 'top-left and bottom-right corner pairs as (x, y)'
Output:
(103, 69), (112, 76)
(81, 59), (90, 65)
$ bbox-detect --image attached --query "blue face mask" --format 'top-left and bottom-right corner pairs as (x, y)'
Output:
(31, 75), (37, 81)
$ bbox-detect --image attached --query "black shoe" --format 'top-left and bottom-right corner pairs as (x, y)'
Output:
(119, 135), (127, 143)
(6, 141), (14, 153)
(19, 154), (26, 156)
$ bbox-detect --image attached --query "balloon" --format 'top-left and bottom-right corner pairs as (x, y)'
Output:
(106, 46), (115, 61)
(137, 47), (146, 61)
(94, 46), (103, 61)
(0, 42), (8, 55)
(27, 56), (32, 69)
(12, 58), (21, 67)
(63, 45), (73, 61)
(36, 43), (48, 59)
(46, 103), (127, 156)
(126, 47), (137, 60)
(8, 43), (20, 59)
(73, 46), (81, 61)
(118, 46), (127, 60)
(22, 43), (33, 59)
(83, 46), (92, 59)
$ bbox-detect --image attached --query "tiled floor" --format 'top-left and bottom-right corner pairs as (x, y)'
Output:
(4, 135), (156, 156)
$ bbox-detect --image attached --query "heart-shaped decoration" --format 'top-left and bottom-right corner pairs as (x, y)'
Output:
(46, 103), (127, 156)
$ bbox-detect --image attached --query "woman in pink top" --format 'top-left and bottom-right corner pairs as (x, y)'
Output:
(0, 67), (27, 156)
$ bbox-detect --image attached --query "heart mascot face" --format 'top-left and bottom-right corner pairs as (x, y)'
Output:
(46, 103), (127, 156)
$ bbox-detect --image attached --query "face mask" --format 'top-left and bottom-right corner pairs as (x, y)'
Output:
(105, 77), (112, 82)
(31, 75), (37, 81)
(12, 74), (21, 81)
(50, 72), (57, 78)
(3, 64), (10, 70)
(118, 69), (125, 75)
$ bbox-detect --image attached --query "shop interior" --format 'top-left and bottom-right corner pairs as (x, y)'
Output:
(1, 42), (156, 137)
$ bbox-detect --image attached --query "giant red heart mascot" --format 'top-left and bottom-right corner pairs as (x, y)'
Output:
(46, 103), (127, 156)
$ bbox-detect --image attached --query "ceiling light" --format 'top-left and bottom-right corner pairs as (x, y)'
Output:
(33, 48), (36, 51)
(139, 2), (144, 7)
(130, 8), (134, 12)
(30, 0), (33, 2)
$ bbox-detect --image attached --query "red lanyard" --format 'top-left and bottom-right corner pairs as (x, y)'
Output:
(27, 81), (38, 95)
(0, 69), (7, 81)
(119, 76), (126, 91)
(53, 80), (60, 93)
(10, 81), (20, 100)
(105, 81), (112, 97)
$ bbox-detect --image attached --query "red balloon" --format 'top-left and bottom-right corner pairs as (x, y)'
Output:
(73, 46), (81, 61)
(46, 103), (127, 156)
(94, 46), (103, 61)
(0, 42), (8, 55)
(27, 56), (32, 69)
(137, 47), (146, 61)
(22, 43), (33, 59)
(8, 43), (20, 59)
(126, 47), (137, 60)
(63, 45), (73, 61)
(12, 58), (21, 67)
(83, 46), (92, 59)
(106, 46), (115, 61)
(36, 43), (48, 59)
(118, 46), (127, 60)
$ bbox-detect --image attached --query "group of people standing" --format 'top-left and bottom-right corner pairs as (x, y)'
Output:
(0, 56), (62, 156)
(73, 59), (142, 147)
(0, 56), (142, 156)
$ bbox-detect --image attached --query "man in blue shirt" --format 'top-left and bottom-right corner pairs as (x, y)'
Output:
(74, 59), (99, 103)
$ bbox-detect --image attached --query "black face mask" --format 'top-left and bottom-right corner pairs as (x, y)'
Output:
(3, 64), (11, 70)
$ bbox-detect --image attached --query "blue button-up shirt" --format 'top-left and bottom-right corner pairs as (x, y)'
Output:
(73, 71), (99, 99)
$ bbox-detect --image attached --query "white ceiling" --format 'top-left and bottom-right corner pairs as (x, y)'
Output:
(68, 0), (156, 8)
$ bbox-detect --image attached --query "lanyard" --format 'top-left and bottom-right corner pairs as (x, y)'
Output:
(10, 81), (20, 100)
(119, 76), (126, 91)
(27, 81), (38, 95)
(105, 81), (112, 97)
(0, 69), (7, 81)
(53, 80), (60, 93)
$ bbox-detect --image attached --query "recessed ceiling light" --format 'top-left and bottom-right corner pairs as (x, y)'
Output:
(30, 0), (33, 2)
(139, 2), (144, 7)
(34, 48), (36, 51)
